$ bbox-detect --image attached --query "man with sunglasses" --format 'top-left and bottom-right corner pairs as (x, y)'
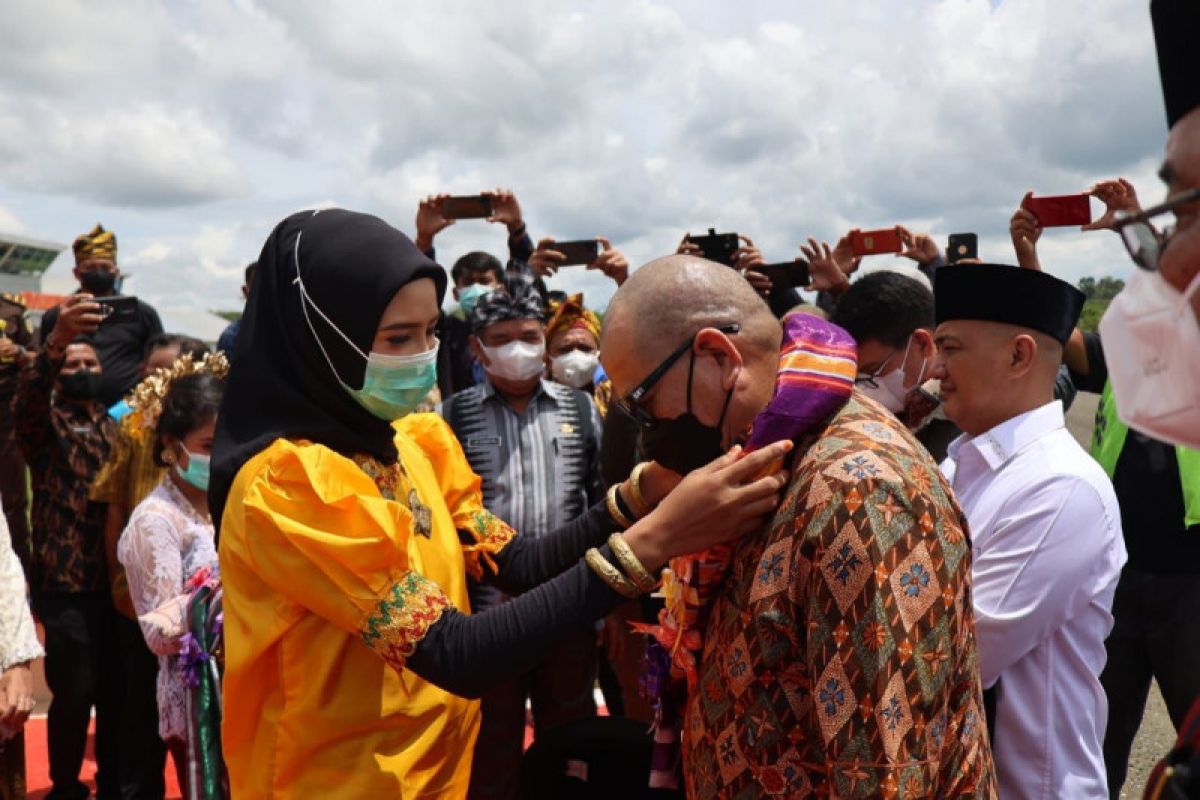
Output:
(601, 255), (996, 797)
(1096, 0), (1200, 453)
(1014, 176), (1200, 797)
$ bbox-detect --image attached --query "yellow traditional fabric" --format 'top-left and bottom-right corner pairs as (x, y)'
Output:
(72, 223), (117, 262)
(220, 414), (489, 799)
(593, 378), (613, 419)
(398, 413), (517, 580)
(90, 415), (165, 614)
(90, 416), (164, 511)
(545, 292), (601, 344)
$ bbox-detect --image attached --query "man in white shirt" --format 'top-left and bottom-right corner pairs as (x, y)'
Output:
(933, 263), (1126, 799)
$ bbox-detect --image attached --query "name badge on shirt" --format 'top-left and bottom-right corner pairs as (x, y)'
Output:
(559, 422), (576, 435)
(466, 436), (501, 450)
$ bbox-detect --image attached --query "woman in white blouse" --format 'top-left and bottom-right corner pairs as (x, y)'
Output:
(0, 499), (43, 796)
(118, 372), (223, 795)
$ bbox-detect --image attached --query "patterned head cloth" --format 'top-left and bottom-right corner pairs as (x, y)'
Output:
(470, 269), (545, 334)
(545, 293), (601, 344)
(72, 224), (118, 264)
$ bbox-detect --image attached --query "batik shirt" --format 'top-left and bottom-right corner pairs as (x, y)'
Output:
(15, 352), (115, 592)
(683, 392), (997, 799)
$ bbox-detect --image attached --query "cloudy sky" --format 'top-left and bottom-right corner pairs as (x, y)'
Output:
(0, 0), (1169, 323)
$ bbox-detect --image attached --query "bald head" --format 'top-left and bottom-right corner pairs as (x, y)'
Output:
(603, 255), (780, 364)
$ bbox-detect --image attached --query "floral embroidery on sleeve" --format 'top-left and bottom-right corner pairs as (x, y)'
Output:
(361, 571), (451, 672)
(459, 510), (517, 581)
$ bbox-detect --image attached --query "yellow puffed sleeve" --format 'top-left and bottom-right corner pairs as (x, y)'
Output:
(234, 439), (450, 671)
(394, 414), (517, 580)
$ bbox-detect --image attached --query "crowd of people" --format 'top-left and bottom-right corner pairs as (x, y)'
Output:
(0, 2), (1198, 799)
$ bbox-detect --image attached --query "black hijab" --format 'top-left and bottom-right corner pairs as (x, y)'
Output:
(209, 208), (447, 530)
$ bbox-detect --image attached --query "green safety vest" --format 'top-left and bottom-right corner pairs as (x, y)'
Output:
(1092, 381), (1200, 528)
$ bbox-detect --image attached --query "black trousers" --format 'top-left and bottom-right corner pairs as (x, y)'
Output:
(32, 591), (119, 800)
(467, 626), (598, 800)
(1101, 568), (1200, 796)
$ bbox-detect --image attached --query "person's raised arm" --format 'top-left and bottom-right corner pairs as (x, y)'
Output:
(897, 225), (946, 281)
(1010, 191), (1044, 271)
(485, 188), (533, 262)
(414, 193), (454, 257)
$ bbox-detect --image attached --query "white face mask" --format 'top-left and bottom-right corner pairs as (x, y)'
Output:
(551, 350), (600, 389)
(481, 339), (546, 382)
(1099, 267), (1200, 449)
(859, 336), (927, 415)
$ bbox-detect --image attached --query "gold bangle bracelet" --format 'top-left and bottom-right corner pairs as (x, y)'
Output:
(607, 534), (657, 593)
(626, 462), (653, 517)
(585, 548), (641, 599)
(605, 484), (635, 529)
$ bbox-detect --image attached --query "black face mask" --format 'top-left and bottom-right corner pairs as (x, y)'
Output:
(638, 350), (733, 475)
(59, 370), (102, 400)
(79, 269), (117, 295)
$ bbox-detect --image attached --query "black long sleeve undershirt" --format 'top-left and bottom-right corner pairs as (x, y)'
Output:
(406, 501), (625, 698)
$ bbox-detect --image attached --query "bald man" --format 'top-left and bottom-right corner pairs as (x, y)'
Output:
(602, 256), (996, 798)
(934, 265), (1125, 800)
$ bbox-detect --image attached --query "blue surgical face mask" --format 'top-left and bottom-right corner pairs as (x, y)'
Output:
(457, 283), (493, 319)
(176, 447), (211, 491)
(345, 343), (440, 421)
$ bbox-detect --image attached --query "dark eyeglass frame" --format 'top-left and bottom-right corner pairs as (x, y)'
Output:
(854, 349), (900, 390)
(615, 323), (740, 426)
(1112, 187), (1200, 272)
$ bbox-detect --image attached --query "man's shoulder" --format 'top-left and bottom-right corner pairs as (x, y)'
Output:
(791, 391), (941, 486)
(1005, 429), (1119, 510)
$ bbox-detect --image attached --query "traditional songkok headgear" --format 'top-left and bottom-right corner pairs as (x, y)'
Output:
(470, 270), (544, 334)
(545, 293), (601, 344)
(72, 224), (117, 263)
(934, 263), (1085, 345)
(1152, 0), (1200, 129)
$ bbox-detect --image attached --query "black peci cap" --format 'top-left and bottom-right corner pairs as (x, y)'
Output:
(1152, 0), (1200, 129)
(934, 263), (1086, 344)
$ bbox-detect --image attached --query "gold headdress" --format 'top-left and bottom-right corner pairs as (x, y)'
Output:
(124, 351), (230, 440)
(73, 224), (118, 263)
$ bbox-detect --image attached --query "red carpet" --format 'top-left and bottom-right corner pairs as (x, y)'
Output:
(22, 711), (572, 796)
(23, 717), (182, 800)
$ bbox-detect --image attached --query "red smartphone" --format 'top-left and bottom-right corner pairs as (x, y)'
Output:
(442, 195), (493, 219)
(1022, 194), (1092, 227)
(850, 228), (903, 257)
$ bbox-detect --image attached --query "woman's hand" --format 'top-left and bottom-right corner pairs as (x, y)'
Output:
(622, 440), (793, 569)
(0, 662), (35, 731)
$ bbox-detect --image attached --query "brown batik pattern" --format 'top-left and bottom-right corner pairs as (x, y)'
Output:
(14, 352), (115, 592)
(682, 394), (998, 799)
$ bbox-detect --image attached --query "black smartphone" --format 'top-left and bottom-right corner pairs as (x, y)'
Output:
(751, 260), (810, 289)
(947, 233), (978, 264)
(548, 239), (600, 266)
(688, 228), (740, 267)
(442, 195), (493, 219)
(95, 295), (138, 323)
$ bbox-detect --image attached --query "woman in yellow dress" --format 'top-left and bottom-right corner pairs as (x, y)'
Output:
(208, 209), (790, 799)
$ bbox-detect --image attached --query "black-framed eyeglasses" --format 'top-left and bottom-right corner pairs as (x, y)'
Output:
(614, 323), (740, 426)
(854, 349), (901, 390)
(1113, 187), (1200, 272)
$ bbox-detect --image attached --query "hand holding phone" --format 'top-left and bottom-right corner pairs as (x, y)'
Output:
(95, 295), (139, 324)
(1021, 193), (1092, 228)
(546, 239), (600, 267)
(850, 227), (904, 257)
(686, 228), (740, 267)
(750, 261), (810, 290)
(442, 195), (494, 220)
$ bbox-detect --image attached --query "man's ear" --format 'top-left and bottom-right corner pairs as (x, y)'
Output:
(694, 327), (744, 388)
(913, 328), (937, 361)
(452, 287), (461, 302)
(1010, 333), (1039, 378)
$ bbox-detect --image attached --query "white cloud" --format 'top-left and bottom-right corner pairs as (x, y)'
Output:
(0, 0), (1172, 325)
(0, 205), (25, 235)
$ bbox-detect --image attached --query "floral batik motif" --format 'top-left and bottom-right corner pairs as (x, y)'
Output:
(682, 394), (998, 798)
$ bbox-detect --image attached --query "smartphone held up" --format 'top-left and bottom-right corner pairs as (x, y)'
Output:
(442, 195), (494, 220)
(1022, 193), (1093, 228)
(546, 239), (600, 267)
(850, 228), (903, 257)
